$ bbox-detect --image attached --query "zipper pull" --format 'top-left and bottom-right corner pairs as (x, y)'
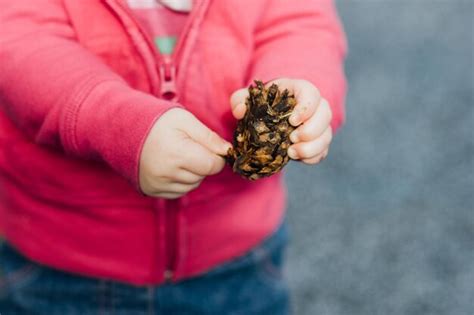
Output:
(159, 57), (178, 101)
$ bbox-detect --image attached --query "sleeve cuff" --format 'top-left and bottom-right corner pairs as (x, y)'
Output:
(62, 79), (183, 190)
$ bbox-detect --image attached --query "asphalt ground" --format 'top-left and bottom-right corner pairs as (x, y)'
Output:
(284, 1), (474, 314)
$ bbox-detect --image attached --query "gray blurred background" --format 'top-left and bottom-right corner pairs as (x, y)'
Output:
(284, 1), (473, 314)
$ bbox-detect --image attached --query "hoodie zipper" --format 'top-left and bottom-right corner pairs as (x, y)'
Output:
(163, 199), (179, 281)
(159, 55), (178, 101)
(103, 0), (210, 283)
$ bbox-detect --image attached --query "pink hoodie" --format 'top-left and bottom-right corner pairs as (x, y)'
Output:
(0, 0), (347, 285)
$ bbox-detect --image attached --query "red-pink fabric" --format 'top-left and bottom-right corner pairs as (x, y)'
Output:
(0, 0), (347, 285)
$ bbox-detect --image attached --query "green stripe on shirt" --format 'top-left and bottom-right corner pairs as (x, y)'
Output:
(154, 36), (177, 55)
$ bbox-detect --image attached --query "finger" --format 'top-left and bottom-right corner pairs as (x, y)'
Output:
(151, 180), (202, 198)
(269, 78), (320, 126)
(290, 99), (332, 143)
(322, 148), (329, 160)
(287, 127), (332, 160)
(180, 141), (226, 176)
(155, 192), (183, 199)
(141, 173), (202, 197)
(161, 181), (202, 194)
(173, 170), (204, 185)
(301, 148), (329, 165)
(230, 88), (249, 119)
(181, 113), (232, 156)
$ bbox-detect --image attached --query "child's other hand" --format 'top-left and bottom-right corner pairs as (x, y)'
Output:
(230, 78), (332, 165)
(139, 108), (232, 198)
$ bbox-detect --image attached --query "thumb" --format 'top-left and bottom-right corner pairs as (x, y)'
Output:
(230, 88), (248, 119)
(182, 113), (232, 156)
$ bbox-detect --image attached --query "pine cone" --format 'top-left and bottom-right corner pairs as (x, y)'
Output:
(226, 80), (297, 180)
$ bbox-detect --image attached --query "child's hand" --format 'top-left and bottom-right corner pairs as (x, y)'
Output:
(139, 108), (232, 199)
(230, 78), (332, 165)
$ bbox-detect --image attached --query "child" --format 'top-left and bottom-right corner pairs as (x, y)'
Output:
(0, 0), (346, 314)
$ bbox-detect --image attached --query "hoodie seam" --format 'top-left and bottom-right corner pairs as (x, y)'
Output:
(62, 77), (124, 154)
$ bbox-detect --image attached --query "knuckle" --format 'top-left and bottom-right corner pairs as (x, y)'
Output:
(210, 158), (225, 175)
(322, 138), (331, 148)
(173, 154), (185, 167)
(205, 130), (218, 144)
(324, 149), (330, 159)
(313, 141), (326, 156)
(190, 181), (202, 190)
(325, 130), (333, 145)
(191, 174), (205, 184)
(164, 148), (182, 166)
(298, 144), (311, 158)
(323, 100), (333, 121)
(203, 157), (217, 175)
(299, 126), (313, 141)
(303, 157), (319, 165)
(177, 185), (193, 194)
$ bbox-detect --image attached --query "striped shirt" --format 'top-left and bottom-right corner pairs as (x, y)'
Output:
(126, 0), (192, 55)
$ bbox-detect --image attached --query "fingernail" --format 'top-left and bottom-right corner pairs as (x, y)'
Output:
(222, 142), (232, 153)
(235, 103), (245, 113)
(234, 103), (246, 119)
(290, 114), (300, 126)
(288, 147), (298, 159)
(290, 131), (299, 143)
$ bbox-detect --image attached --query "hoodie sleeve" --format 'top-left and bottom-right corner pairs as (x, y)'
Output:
(0, 0), (179, 189)
(248, 0), (347, 131)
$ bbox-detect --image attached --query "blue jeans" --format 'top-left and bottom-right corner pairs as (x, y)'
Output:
(0, 223), (289, 315)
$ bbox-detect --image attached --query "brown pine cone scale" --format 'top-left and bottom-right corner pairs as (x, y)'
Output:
(226, 80), (297, 180)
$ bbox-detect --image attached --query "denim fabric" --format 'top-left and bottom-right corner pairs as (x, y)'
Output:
(0, 222), (289, 315)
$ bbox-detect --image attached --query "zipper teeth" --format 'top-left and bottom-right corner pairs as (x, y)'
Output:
(103, 0), (160, 94)
(116, 0), (203, 69)
(104, 0), (211, 282)
(171, 0), (204, 65)
(110, 0), (200, 103)
(165, 200), (178, 277)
